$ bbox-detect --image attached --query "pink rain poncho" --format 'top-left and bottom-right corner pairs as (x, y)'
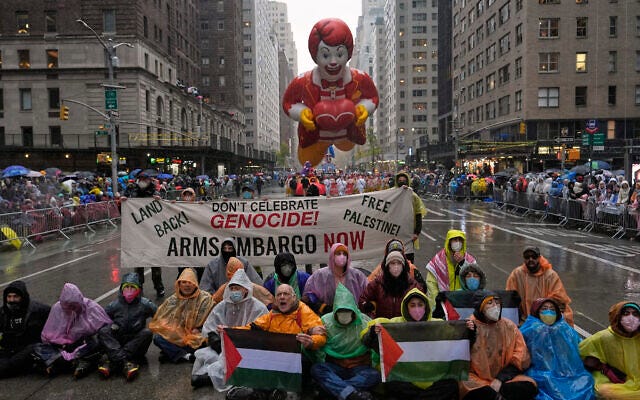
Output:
(41, 283), (112, 345)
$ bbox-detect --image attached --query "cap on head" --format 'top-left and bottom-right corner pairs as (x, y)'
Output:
(385, 251), (405, 266)
(523, 246), (540, 257)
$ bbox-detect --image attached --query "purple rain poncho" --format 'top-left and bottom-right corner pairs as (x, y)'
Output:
(41, 283), (112, 345)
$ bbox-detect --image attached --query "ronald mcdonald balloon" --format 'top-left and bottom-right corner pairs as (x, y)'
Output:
(282, 18), (379, 166)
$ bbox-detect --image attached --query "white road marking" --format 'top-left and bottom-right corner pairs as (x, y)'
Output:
(420, 231), (437, 242)
(424, 208), (446, 216)
(515, 227), (590, 239)
(0, 252), (100, 288)
(575, 243), (640, 257)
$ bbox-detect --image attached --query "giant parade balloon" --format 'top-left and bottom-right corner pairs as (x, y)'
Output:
(282, 18), (379, 166)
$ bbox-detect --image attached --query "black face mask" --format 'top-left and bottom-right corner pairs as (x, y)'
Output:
(526, 263), (541, 273)
(222, 249), (236, 262)
(5, 302), (21, 312)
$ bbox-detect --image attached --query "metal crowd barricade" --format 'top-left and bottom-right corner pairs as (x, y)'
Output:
(594, 202), (626, 239)
(0, 211), (34, 249)
(24, 207), (70, 241)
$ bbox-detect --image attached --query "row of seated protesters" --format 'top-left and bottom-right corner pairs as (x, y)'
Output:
(1, 237), (639, 400)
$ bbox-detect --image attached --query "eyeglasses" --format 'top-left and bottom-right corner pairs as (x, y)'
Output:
(523, 254), (539, 260)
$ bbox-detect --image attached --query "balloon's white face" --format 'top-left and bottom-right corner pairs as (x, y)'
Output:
(316, 40), (349, 81)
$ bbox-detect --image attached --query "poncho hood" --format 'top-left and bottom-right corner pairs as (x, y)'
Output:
(3, 280), (30, 310)
(400, 288), (430, 322)
(458, 262), (487, 291)
(609, 301), (640, 337)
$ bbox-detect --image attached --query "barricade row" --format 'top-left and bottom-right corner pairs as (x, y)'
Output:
(420, 184), (492, 201)
(0, 201), (120, 249)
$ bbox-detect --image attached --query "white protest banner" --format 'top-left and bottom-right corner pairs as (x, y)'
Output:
(121, 188), (415, 267)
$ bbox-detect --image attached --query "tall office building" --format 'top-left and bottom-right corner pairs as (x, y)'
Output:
(267, 1), (298, 75)
(243, 0), (280, 163)
(0, 0), (247, 174)
(446, 0), (640, 171)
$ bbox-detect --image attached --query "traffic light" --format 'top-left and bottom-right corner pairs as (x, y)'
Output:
(519, 122), (526, 134)
(59, 105), (69, 120)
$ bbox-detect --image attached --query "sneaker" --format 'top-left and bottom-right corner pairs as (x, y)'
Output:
(73, 366), (88, 380)
(124, 361), (139, 381)
(156, 289), (165, 298)
(346, 390), (374, 400)
(269, 389), (287, 400)
(97, 361), (110, 379)
(180, 353), (195, 363)
(191, 374), (212, 388)
(226, 386), (255, 400)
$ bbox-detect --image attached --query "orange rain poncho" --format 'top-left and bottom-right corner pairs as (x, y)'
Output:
(149, 268), (215, 349)
(505, 255), (574, 326)
(579, 301), (640, 399)
(211, 257), (274, 307)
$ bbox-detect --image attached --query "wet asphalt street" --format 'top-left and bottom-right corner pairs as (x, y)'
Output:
(1, 185), (639, 400)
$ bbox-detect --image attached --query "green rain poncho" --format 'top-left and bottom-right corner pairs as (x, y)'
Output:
(320, 283), (372, 361)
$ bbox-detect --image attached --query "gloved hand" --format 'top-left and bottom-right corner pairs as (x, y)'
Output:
(355, 104), (368, 127)
(300, 108), (317, 132)
(111, 323), (120, 332)
(602, 364), (626, 384)
(361, 301), (375, 314)
(60, 343), (87, 361)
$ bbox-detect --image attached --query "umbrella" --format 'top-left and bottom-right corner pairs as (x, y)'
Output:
(45, 167), (62, 176)
(61, 175), (78, 182)
(141, 169), (159, 177)
(73, 171), (96, 178)
(493, 171), (513, 177)
(2, 165), (30, 178)
(504, 167), (520, 174)
(117, 171), (129, 177)
(466, 174), (478, 180)
(196, 174), (210, 180)
(129, 168), (142, 178)
(586, 160), (611, 170)
(612, 170), (625, 177)
(229, 174), (238, 179)
(26, 170), (43, 178)
(570, 165), (590, 175)
(61, 179), (76, 192)
(157, 173), (174, 180)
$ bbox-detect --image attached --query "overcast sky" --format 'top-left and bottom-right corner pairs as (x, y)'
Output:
(281, 0), (363, 73)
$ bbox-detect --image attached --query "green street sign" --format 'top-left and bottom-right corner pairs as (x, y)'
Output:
(105, 89), (118, 110)
(95, 130), (109, 136)
(582, 133), (605, 146)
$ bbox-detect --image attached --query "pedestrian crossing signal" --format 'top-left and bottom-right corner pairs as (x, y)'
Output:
(59, 105), (69, 120)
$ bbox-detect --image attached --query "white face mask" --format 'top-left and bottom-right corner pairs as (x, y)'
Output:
(484, 305), (501, 321)
(280, 264), (295, 277)
(334, 254), (348, 268)
(620, 315), (640, 333)
(450, 240), (463, 252)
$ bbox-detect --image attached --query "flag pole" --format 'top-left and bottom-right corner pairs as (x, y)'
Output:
(378, 329), (386, 383)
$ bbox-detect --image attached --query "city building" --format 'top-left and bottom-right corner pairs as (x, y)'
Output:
(443, 0), (640, 173)
(242, 0), (280, 166)
(0, 0), (249, 176)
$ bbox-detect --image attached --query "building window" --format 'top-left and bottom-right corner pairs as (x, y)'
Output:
(486, 73), (496, 91)
(515, 90), (522, 111)
(538, 87), (559, 108)
(498, 64), (510, 85)
(486, 14), (496, 35)
(637, 16), (640, 36)
(577, 17), (588, 38)
(22, 127), (33, 147)
(609, 16), (617, 37)
(486, 101), (496, 120)
(202, 57), (210, 65)
(486, 43), (496, 63)
(539, 52), (559, 72)
(47, 49), (58, 68)
(515, 0), (523, 11)
(498, 2), (510, 25)
(608, 51), (617, 72)
(144, 53), (149, 69)
(476, 80), (484, 97)
(515, 57), (522, 78)
(145, 90), (150, 112)
(498, 95), (510, 116)
(539, 18), (559, 38)
(20, 89), (32, 111)
(202, 76), (210, 85)
(576, 52), (587, 72)
(103, 9), (116, 33)
(16, 12), (29, 34)
(635, 86), (640, 105)
(539, 0), (560, 3)
(50, 126), (62, 146)
(0, 89), (4, 118)
(637, 51), (640, 71)
(48, 88), (60, 109)
(219, 76), (226, 86)
(575, 86), (587, 106)
(18, 50), (30, 69)
(515, 24), (523, 45)
(608, 86), (616, 106)
(499, 34), (510, 55)
(217, 20), (224, 30)
(143, 16), (148, 37)
(45, 11), (57, 33)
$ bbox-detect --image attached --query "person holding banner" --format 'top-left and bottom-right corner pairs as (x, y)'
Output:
(191, 269), (268, 390)
(432, 261), (487, 320)
(393, 172), (426, 263)
(302, 243), (368, 316)
(461, 291), (538, 400)
(211, 257), (274, 308)
(361, 288), (460, 400)
(425, 230), (477, 312)
(519, 298), (595, 400)
(311, 284), (379, 400)
(506, 246), (573, 326)
(149, 268), (215, 363)
(200, 238), (263, 294)
(579, 301), (640, 399)
(263, 252), (311, 300)
(358, 250), (423, 319)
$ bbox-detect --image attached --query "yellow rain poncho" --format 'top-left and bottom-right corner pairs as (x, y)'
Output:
(579, 302), (640, 399)
(149, 268), (215, 349)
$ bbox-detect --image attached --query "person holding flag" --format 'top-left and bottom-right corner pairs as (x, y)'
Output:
(311, 284), (379, 400)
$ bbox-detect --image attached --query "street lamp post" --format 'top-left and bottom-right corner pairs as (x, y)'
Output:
(77, 19), (133, 195)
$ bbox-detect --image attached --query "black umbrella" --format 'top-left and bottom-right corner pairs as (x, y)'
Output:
(141, 169), (159, 177)
(570, 165), (590, 175)
(493, 171), (512, 177)
(45, 167), (62, 177)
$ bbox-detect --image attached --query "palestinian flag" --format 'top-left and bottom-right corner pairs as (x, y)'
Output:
(379, 321), (471, 383)
(439, 290), (521, 325)
(223, 328), (301, 392)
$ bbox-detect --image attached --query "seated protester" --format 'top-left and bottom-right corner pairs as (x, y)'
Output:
(34, 283), (112, 378)
(367, 239), (426, 288)
(461, 291), (537, 400)
(263, 252), (311, 299)
(425, 230), (477, 312)
(97, 272), (157, 381)
(200, 238), (263, 294)
(227, 284), (326, 400)
(579, 302), (640, 399)
(311, 284), (379, 400)
(432, 262), (487, 320)
(358, 251), (422, 319)
(519, 298), (595, 400)
(191, 270), (268, 390)
(361, 289), (459, 400)
(302, 243), (368, 316)
(149, 268), (215, 363)
(0, 280), (50, 379)
(211, 257), (274, 308)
